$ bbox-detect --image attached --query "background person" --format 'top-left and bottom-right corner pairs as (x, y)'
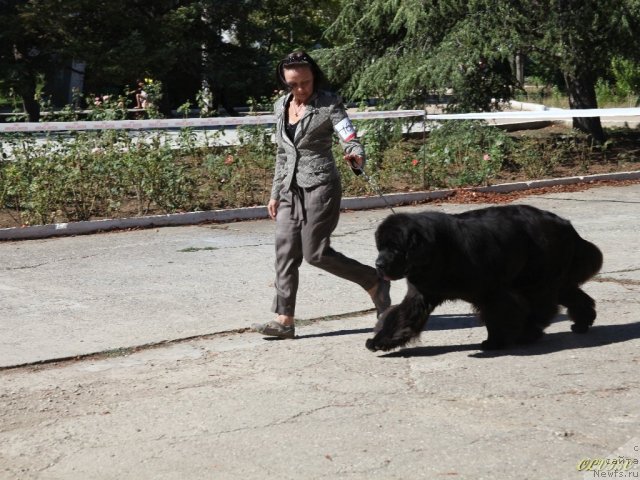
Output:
(135, 80), (148, 109)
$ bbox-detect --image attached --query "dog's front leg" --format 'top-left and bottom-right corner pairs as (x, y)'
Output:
(366, 282), (437, 352)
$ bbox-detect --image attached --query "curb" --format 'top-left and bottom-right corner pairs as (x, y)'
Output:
(1, 170), (639, 241)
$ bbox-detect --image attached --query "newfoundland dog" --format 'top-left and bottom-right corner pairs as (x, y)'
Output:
(367, 204), (603, 352)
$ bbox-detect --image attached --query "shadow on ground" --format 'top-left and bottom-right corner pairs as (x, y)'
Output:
(291, 313), (481, 341)
(261, 313), (640, 359)
(373, 318), (640, 359)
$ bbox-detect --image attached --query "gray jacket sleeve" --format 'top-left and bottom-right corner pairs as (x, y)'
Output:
(330, 98), (366, 164)
(270, 97), (288, 201)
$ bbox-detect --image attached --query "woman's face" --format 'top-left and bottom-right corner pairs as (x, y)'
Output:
(283, 65), (314, 104)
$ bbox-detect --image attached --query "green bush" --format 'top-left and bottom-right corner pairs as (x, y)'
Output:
(0, 118), (630, 227)
(419, 121), (513, 188)
(512, 137), (561, 178)
(1, 132), (128, 223)
(611, 57), (640, 103)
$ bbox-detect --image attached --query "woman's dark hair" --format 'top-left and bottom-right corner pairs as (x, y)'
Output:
(275, 50), (329, 92)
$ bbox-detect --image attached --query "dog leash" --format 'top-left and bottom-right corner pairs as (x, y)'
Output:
(349, 161), (396, 214)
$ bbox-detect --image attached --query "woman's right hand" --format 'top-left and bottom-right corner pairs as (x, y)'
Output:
(267, 199), (279, 220)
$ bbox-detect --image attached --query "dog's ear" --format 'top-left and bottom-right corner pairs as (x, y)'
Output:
(407, 226), (422, 250)
(406, 224), (434, 266)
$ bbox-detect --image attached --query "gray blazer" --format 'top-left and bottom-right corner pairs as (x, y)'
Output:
(270, 90), (366, 201)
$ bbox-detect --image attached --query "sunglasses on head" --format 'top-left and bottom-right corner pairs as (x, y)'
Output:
(283, 53), (311, 65)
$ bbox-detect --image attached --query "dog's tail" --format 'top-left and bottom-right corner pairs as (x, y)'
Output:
(570, 238), (603, 285)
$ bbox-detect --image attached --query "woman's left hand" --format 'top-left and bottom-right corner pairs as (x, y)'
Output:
(344, 153), (363, 170)
(267, 199), (279, 220)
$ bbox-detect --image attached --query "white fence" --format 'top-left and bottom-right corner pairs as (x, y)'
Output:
(1, 105), (640, 133)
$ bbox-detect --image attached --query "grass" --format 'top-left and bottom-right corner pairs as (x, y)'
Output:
(515, 84), (640, 109)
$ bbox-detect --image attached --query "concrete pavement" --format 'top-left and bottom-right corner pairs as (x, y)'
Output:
(0, 183), (639, 479)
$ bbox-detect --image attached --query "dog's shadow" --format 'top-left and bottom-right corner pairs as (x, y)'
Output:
(496, 320), (640, 357)
(293, 313), (481, 342)
(423, 313), (480, 330)
(293, 313), (480, 341)
(377, 316), (640, 358)
(286, 314), (640, 359)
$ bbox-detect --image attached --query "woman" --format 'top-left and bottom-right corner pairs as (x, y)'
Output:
(251, 50), (391, 339)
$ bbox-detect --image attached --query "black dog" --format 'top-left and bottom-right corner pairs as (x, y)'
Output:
(367, 204), (603, 352)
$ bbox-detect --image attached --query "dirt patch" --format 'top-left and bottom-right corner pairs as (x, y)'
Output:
(427, 178), (640, 206)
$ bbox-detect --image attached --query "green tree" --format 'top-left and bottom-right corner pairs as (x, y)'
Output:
(0, 0), (197, 119)
(0, 0), (65, 120)
(322, 0), (640, 142)
(247, 0), (341, 58)
(201, 0), (341, 111)
(515, 0), (640, 142)
(0, 0), (341, 118)
(319, 1), (516, 109)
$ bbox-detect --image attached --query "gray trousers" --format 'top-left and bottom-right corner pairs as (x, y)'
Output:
(272, 180), (379, 316)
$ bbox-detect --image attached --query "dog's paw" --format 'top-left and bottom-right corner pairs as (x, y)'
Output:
(366, 330), (418, 353)
(365, 338), (395, 352)
(571, 323), (590, 334)
(365, 338), (378, 351)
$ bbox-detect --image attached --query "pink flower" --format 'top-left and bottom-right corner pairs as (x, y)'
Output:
(483, 153), (491, 161)
(411, 159), (419, 166)
(224, 155), (234, 165)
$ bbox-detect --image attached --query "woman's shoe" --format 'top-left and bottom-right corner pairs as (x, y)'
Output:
(251, 320), (295, 339)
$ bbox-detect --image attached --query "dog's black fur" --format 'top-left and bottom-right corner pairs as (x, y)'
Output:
(367, 204), (603, 352)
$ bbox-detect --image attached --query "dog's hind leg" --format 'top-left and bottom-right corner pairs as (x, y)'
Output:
(478, 291), (528, 350)
(516, 289), (560, 345)
(519, 300), (558, 345)
(559, 286), (596, 333)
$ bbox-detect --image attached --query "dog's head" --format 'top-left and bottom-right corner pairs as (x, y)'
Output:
(374, 213), (436, 281)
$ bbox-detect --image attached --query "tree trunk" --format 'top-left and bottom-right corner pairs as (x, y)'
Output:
(16, 75), (40, 122)
(563, 72), (605, 144)
(514, 52), (525, 87)
(215, 86), (238, 116)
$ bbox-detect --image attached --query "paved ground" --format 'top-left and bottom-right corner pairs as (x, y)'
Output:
(1, 184), (639, 479)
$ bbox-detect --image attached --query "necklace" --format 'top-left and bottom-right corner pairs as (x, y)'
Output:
(291, 101), (306, 117)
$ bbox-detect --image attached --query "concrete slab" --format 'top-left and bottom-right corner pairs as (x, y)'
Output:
(0, 183), (639, 479)
(0, 208), (407, 367)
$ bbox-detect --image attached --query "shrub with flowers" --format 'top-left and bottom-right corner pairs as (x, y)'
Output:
(0, 116), (621, 228)
(419, 120), (512, 188)
(139, 78), (163, 118)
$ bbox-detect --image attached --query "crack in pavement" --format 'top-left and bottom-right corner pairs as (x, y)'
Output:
(0, 308), (376, 372)
(3, 254), (102, 270)
(3, 272), (634, 372)
(594, 276), (640, 287)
